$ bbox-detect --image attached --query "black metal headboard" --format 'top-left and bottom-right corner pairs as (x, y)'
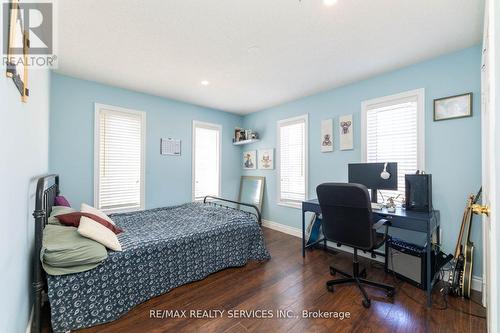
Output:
(32, 174), (59, 333)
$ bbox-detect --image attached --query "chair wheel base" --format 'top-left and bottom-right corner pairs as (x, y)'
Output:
(362, 299), (371, 308)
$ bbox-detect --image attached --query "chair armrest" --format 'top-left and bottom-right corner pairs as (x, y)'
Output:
(372, 219), (390, 249)
(373, 218), (390, 230)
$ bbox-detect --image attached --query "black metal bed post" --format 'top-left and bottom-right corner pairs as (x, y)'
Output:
(32, 175), (59, 333)
(32, 206), (45, 333)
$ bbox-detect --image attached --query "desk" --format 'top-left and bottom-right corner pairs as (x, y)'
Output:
(302, 198), (440, 307)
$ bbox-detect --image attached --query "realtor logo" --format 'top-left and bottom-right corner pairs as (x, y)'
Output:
(2, 0), (56, 68)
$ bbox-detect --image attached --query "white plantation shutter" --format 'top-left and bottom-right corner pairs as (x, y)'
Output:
(278, 115), (308, 206)
(193, 121), (221, 200)
(363, 91), (423, 203)
(95, 105), (145, 212)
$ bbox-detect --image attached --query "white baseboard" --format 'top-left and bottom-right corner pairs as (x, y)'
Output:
(26, 305), (33, 333)
(262, 219), (483, 292)
(262, 219), (385, 263)
(472, 276), (483, 293)
(262, 219), (302, 238)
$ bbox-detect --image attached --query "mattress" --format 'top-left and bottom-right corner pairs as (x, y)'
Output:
(46, 202), (270, 332)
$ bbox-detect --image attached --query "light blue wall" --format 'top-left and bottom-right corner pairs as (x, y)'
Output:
(49, 47), (484, 278)
(243, 46), (483, 276)
(0, 68), (50, 332)
(50, 73), (243, 210)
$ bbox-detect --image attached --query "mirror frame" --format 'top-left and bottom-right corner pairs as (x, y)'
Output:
(238, 176), (265, 212)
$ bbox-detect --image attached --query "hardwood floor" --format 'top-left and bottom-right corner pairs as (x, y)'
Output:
(42, 228), (486, 333)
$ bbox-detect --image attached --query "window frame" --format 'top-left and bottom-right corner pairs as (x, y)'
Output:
(94, 103), (146, 214)
(360, 88), (425, 190)
(192, 120), (222, 202)
(277, 114), (309, 209)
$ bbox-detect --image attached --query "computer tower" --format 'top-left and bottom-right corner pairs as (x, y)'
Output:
(405, 174), (432, 212)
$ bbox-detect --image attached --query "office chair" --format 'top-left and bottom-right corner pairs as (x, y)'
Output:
(316, 183), (395, 308)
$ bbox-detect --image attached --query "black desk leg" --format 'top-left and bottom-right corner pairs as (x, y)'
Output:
(302, 209), (306, 258)
(426, 221), (432, 307)
(322, 214), (327, 250)
(437, 225), (441, 245)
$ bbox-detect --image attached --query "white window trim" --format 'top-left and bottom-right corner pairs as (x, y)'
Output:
(192, 120), (222, 202)
(277, 114), (309, 209)
(360, 88), (425, 169)
(94, 103), (146, 214)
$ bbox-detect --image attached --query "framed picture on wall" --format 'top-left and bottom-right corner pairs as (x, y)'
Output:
(243, 150), (257, 170)
(433, 93), (472, 121)
(321, 119), (333, 152)
(5, 0), (30, 102)
(339, 114), (353, 150)
(258, 149), (274, 169)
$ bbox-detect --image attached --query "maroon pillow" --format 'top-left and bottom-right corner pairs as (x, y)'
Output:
(57, 212), (123, 235)
(55, 196), (71, 207)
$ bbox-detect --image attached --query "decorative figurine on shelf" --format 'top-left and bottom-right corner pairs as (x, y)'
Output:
(235, 129), (242, 142)
(234, 128), (258, 142)
(386, 194), (401, 213)
(386, 197), (396, 213)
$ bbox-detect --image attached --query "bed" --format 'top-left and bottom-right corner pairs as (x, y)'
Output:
(32, 175), (270, 333)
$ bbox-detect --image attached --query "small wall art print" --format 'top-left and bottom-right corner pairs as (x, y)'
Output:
(243, 150), (257, 170)
(433, 93), (472, 121)
(320, 119), (333, 152)
(339, 114), (353, 150)
(258, 149), (274, 170)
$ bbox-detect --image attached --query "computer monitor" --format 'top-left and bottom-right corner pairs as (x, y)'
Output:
(348, 162), (398, 203)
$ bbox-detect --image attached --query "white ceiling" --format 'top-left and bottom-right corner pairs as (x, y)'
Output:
(55, 0), (484, 114)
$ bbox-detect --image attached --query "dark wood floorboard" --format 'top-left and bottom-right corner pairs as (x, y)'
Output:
(42, 227), (486, 333)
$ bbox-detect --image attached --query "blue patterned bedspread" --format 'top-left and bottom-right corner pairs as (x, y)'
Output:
(46, 202), (270, 332)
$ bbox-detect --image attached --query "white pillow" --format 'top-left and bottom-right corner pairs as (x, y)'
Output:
(81, 203), (116, 225)
(77, 204), (122, 251)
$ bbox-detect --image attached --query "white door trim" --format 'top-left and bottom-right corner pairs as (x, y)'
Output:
(483, 1), (497, 331)
(191, 120), (222, 201)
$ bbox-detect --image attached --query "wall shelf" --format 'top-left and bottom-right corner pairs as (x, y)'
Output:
(233, 139), (260, 146)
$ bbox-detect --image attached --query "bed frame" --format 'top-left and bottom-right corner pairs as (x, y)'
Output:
(203, 195), (262, 225)
(32, 174), (59, 333)
(31, 175), (262, 333)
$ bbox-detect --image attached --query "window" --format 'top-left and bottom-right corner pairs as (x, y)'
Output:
(94, 104), (145, 213)
(192, 121), (221, 201)
(278, 114), (308, 207)
(361, 89), (424, 202)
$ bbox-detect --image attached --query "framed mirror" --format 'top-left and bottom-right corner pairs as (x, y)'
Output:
(238, 176), (265, 212)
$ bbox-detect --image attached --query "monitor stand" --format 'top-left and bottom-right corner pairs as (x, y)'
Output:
(370, 189), (384, 210)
